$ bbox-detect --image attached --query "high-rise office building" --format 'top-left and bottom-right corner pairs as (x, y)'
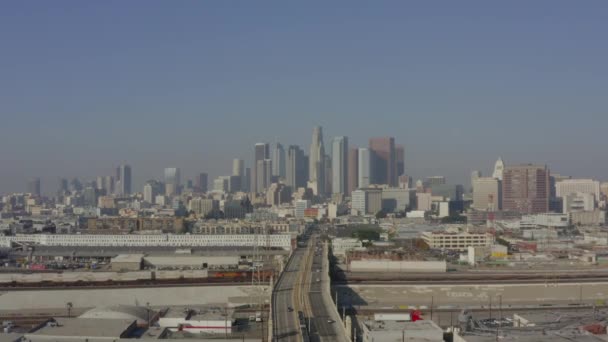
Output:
(244, 168), (251, 192)
(369, 137), (396, 186)
(232, 159), (244, 177)
(272, 143), (286, 180)
(96, 176), (104, 191)
(103, 176), (114, 195)
(502, 164), (550, 214)
(143, 183), (154, 203)
(164, 168), (181, 196)
(493, 157), (505, 181)
(347, 147), (358, 195)
(197, 173), (208, 193)
(256, 159), (272, 192)
(117, 164), (132, 195)
(57, 178), (69, 196)
(396, 145), (405, 177)
(286, 145), (307, 190)
(252, 143), (270, 193)
(324, 155), (332, 196)
(472, 177), (501, 211)
(555, 179), (601, 202)
(27, 177), (41, 197)
(309, 126), (326, 196)
(232, 159), (244, 192)
(358, 148), (370, 188)
(471, 170), (482, 192)
(331, 136), (348, 195)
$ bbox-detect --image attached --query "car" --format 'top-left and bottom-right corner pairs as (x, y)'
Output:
(288, 307), (294, 312)
(327, 319), (335, 324)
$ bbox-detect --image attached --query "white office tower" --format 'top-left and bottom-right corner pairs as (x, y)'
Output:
(492, 157), (505, 181)
(143, 184), (154, 203)
(232, 159), (244, 177)
(309, 126), (326, 196)
(164, 167), (181, 196)
(295, 200), (311, 218)
(331, 136), (348, 195)
(556, 179), (601, 202)
(358, 148), (370, 188)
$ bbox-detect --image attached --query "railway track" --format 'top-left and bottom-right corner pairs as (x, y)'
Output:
(334, 272), (608, 285)
(0, 278), (269, 291)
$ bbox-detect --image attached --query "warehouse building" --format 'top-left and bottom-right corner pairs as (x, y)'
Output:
(158, 306), (234, 334)
(27, 317), (139, 341)
(361, 319), (443, 342)
(110, 254), (144, 271)
(143, 255), (239, 270)
(1, 233), (293, 250)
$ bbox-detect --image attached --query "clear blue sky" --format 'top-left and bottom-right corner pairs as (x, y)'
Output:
(1, 1), (607, 194)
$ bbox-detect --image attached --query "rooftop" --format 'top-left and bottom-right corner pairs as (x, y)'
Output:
(111, 254), (144, 263)
(29, 318), (135, 339)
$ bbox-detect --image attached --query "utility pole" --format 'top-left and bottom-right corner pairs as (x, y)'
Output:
(489, 296), (492, 320)
(499, 295), (502, 329)
(430, 296), (434, 320)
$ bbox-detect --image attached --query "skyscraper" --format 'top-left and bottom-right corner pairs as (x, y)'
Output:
(27, 177), (41, 196)
(309, 126), (326, 196)
(57, 178), (69, 197)
(232, 159), (244, 177)
(470, 170), (482, 192)
(396, 144), (405, 177)
(252, 143), (270, 193)
(164, 167), (181, 196)
(502, 164), (550, 214)
(287, 145), (307, 190)
(196, 173), (208, 193)
(331, 136), (348, 195)
(358, 148), (370, 188)
(493, 157), (505, 181)
(369, 137), (396, 186)
(232, 159), (244, 192)
(272, 143), (286, 180)
(243, 168), (251, 192)
(103, 176), (114, 195)
(118, 164), (132, 195)
(256, 159), (272, 192)
(347, 147), (358, 195)
(472, 177), (501, 210)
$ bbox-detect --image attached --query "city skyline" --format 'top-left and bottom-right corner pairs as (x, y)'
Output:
(2, 2), (608, 193)
(7, 129), (608, 196)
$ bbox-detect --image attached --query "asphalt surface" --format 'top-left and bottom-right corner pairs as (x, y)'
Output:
(307, 239), (344, 342)
(273, 246), (306, 341)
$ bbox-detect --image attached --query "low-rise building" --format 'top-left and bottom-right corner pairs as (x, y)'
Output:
(422, 231), (494, 251)
(158, 307), (234, 334)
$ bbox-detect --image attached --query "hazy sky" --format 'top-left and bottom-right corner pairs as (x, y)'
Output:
(1, 1), (607, 194)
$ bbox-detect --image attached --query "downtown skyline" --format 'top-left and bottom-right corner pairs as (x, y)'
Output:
(1, 2), (608, 193)
(8, 123), (608, 197)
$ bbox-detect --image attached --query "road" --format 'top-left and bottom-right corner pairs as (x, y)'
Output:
(273, 245), (307, 341)
(305, 238), (347, 342)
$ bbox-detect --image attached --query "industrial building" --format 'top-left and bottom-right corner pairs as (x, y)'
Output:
(0, 233), (293, 250)
(361, 319), (443, 342)
(422, 231), (494, 251)
(158, 306), (234, 334)
(110, 254), (144, 271)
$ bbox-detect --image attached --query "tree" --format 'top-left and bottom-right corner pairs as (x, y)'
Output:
(375, 210), (387, 219)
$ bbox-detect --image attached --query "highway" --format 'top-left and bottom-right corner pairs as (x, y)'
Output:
(304, 237), (347, 342)
(273, 244), (307, 341)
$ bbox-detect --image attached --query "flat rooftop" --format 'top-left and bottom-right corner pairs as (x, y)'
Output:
(163, 306), (232, 321)
(29, 318), (134, 338)
(365, 319), (442, 332)
(459, 333), (603, 342)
